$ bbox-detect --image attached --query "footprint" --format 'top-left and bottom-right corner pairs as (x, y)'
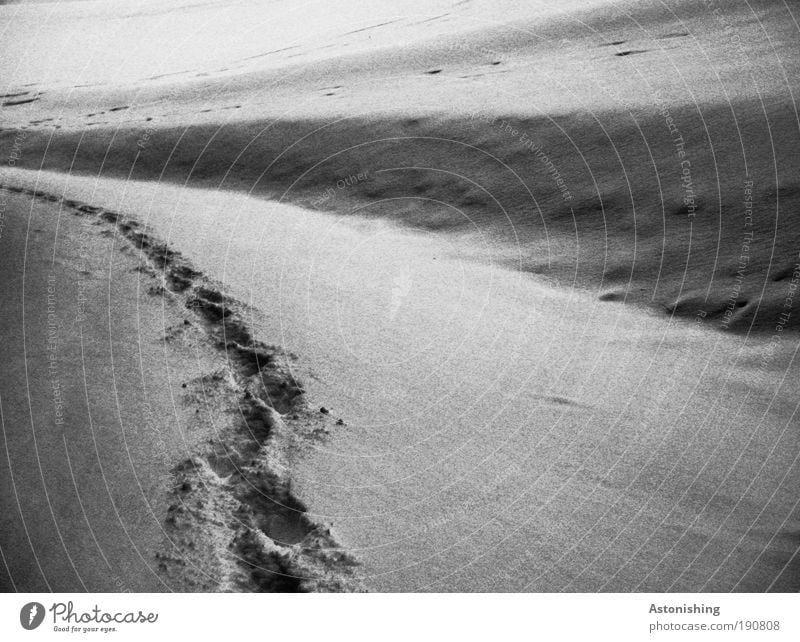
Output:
(2, 97), (39, 106)
(771, 265), (798, 282)
(598, 290), (625, 302)
(533, 394), (586, 408)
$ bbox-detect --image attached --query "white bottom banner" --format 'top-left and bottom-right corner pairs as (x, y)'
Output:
(1, 594), (797, 642)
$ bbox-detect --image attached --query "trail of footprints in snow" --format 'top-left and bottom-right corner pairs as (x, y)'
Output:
(2, 183), (362, 592)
